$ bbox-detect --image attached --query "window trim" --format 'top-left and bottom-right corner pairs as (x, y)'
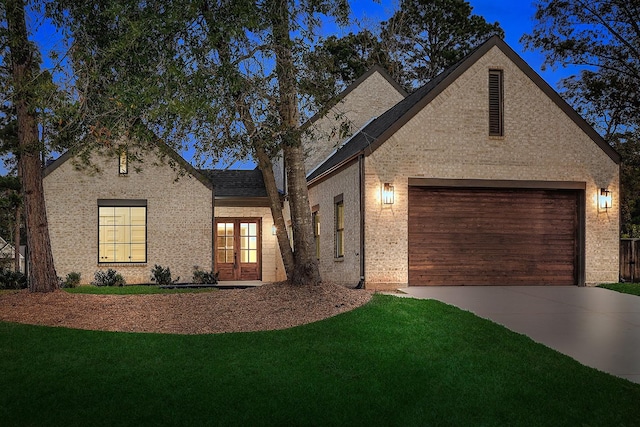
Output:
(334, 194), (344, 259)
(489, 69), (504, 137)
(97, 199), (147, 264)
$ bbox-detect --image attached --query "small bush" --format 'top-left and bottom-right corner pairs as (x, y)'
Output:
(150, 264), (179, 286)
(192, 266), (218, 284)
(93, 269), (126, 287)
(0, 268), (27, 290)
(62, 272), (81, 288)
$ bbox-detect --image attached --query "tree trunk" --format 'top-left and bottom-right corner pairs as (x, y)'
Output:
(7, 0), (58, 292)
(270, 0), (321, 286)
(254, 147), (295, 278)
(14, 204), (21, 273)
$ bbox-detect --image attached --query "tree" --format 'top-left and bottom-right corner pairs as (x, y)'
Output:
(522, 0), (640, 136)
(522, 0), (640, 234)
(381, 0), (503, 89)
(2, 0), (58, 291)
(50, 0), (351, 285)
(301, 0), (503, 97)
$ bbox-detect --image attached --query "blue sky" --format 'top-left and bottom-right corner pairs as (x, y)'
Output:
(27, 0), (578, 170)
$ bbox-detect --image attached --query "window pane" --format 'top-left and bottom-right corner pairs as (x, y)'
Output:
(130, 244), (145, 262)
(131, 208), (145, 225)
(249, 223), (257, 235)
(131, 226), (145, 244)
(98, 205), (146, 263)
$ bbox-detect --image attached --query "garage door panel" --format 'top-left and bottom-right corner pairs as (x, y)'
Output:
(408, 187), (579, 286)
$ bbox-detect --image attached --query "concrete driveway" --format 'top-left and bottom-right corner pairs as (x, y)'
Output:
(400, 286), (640, 384)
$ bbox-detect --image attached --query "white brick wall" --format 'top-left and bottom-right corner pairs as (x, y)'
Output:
(304, 71), (406, 175)
(43, 146), (213, 285)
(362, 46), (619, 289)
(308, 161), (362, 286)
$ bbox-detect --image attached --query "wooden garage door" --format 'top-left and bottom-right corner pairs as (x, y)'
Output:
(408, 187), (580, 286)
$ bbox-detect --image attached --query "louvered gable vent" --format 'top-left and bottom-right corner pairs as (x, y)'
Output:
(489, 69), (503, 136)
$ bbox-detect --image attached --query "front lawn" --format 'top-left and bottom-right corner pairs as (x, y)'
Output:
(1, 295), (639, 426)
(598, 282), (640, 296)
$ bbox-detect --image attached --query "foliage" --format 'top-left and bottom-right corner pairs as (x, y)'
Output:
(523, 0), (640, 235)
(192, 265), (217, 284)
(0, 267), (27, 289)
(92, 268), (125, 287)
(301, 0), (504, 96)
(522, 0), (640, 136)
(61, 272), (81, 288)
(1, 296), (640, 425)
(150, 264), (179, 286)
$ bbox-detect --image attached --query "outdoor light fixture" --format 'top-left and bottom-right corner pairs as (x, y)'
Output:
(382, 183), (395, 205)
(599, 188), (612, 212)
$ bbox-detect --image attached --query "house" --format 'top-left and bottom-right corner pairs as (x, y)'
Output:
(305, 36), (619, 289)
(42, 36), (620, 288)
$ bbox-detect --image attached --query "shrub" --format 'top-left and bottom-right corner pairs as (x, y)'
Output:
(93, 269), (126, 287)
(150, 264), (179, 286)
(62, 272), (81, 288)
(192, 266), (218, 284)
(0, 268), (27, 290)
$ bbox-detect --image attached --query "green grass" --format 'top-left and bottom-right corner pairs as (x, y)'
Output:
(2, 295), (639, 426)
(598, 282), (640, 296)
(64, 285), (216, 294)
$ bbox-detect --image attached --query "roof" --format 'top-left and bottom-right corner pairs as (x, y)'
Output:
(200, 169), (268, 198)
(306, 36), (621, 183)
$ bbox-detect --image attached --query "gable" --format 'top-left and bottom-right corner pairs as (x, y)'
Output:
(303, 66), (408, 174)
(307, 36), (620, 184)
(43, 140), (214, 192)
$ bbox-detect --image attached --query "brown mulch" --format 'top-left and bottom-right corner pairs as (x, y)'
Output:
(0, 282), (372, 335)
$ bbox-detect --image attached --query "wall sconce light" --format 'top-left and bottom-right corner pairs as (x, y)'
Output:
(382, 183), (394, 205)
(272, 224), (277, 235)
(599, 188), (612, 212)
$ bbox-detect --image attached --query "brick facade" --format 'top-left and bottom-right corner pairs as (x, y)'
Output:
(43, 146), (213, 285)
(361, 46), (619, 289)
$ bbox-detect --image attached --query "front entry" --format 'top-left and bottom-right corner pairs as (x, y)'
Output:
(215, 218), (261, 281)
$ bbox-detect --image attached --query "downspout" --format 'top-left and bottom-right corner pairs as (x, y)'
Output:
(355, 153), (365, 289)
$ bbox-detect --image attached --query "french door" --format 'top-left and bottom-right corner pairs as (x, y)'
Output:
(215, 219), (261, 281)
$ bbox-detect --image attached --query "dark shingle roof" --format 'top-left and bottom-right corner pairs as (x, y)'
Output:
(201, 169), (268, 198)
(306, 36), (620, 183)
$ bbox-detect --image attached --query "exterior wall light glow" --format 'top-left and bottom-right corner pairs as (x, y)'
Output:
(599, 188), (612, 212)
(382, 183), (395, 205)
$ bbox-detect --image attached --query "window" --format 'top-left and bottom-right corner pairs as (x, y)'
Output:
(119, 148), (128, 175)
(334, 195), (344, 258)
(489, 69), (504, 136)
(312, 206), (320, 260)
(98, 200), (146, 263)
(239, 222), (258, 263)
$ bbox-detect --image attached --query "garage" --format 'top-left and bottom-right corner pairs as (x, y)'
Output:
(408, 185), (583, 286)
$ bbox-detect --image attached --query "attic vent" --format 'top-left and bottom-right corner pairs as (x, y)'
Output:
(488, 69), (503, 136)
